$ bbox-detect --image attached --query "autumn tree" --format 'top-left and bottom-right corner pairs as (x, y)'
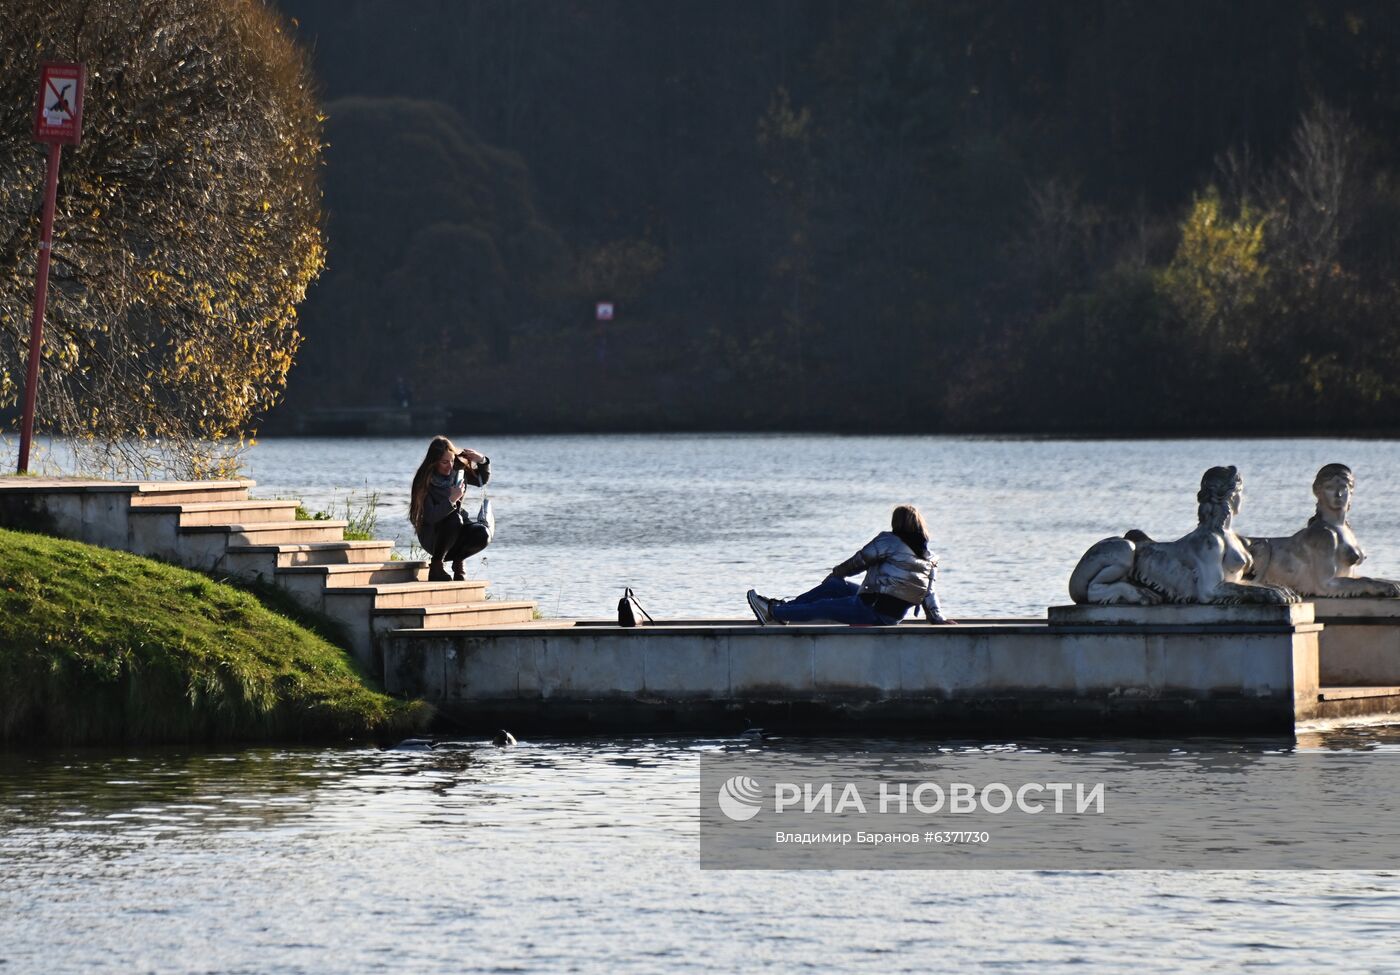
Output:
(1158, 188), (1269, 357)
(0, 0), (323, 476)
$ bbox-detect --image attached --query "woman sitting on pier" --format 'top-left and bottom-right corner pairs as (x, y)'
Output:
(409, 436), (491, 581)
(746, 504), (951, 626)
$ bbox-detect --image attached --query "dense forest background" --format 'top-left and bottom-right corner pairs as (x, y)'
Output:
(269, 0), (1400, 434)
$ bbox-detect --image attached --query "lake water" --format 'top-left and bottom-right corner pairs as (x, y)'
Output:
(4, 731), (1400, 973)
(239, 434), (1400, 620)
(6, 435), (1400, 972)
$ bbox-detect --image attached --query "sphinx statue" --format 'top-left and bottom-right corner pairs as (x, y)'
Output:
(1069, 466), (1299, 606)
(1242, 463), (1400, 598)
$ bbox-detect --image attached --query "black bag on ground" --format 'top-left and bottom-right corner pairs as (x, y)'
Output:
(617, 588), (653, 627)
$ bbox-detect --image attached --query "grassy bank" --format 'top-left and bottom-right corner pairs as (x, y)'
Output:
(0, 527), (431, 746)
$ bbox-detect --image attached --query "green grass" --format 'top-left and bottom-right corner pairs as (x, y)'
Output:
(295, 487), (380, 542)
(0, 527), (431, 746)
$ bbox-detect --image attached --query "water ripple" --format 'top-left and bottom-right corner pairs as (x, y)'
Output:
(4, 733), (1400, 972)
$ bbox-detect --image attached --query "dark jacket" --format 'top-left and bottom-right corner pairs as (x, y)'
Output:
(415, 468), (465, 552)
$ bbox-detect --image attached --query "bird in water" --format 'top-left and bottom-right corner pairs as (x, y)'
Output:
(492, 729), (517, 747)
(392, 738), (436, 751)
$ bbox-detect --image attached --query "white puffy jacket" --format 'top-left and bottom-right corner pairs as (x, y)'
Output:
(831, 531), (945, 622)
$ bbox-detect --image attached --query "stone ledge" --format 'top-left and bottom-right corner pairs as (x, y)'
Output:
(1047, 603), (1315, 627)
(0, 477), (142, 493)
(1316, 685), (1400, 701)
(1309, 596), (1400, 620)
(0, 477), (253, 494)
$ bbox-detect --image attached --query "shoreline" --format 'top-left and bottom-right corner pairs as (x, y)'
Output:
(248, 419), (1400, 440)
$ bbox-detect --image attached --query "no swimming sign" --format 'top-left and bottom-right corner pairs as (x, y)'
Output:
(33, 62), (85, 145)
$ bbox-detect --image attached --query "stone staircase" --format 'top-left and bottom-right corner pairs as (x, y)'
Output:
(0, 477), (538, 672)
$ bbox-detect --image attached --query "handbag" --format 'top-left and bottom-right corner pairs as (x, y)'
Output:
(472, 495), (495, 542)
(451, 484), (494, 544)
(456, 456), (494, 542)
(617, 587), (654, 627)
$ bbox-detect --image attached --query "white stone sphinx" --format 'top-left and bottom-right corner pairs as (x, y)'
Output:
(1069, 465), (1299, 606)
(1243, 463), (1400, 598)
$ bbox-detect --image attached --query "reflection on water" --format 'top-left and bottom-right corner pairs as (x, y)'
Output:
(5, 727), (1400, 972)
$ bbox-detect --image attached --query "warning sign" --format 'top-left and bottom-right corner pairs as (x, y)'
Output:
(33, 63), (85, 145)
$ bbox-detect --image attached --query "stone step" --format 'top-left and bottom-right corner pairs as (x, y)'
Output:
(388, 618), (574, 634)
(325, 578), (490, 609)
(129, 480), (255, 506)
(324, 580), (498, 664)
(277, 560), (428, 588)
(227, 539), (396, 568)
(131, 499), (301, 527)
(183, 520), (349, 546)
(276, 560), (431, 609)
(1316, 686), (1400, 701)
(374, 600), (538, 629)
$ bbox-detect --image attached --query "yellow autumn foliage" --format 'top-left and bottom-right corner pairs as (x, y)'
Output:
(0, 0), (324, 477)
(1158, 189), (1268, 353)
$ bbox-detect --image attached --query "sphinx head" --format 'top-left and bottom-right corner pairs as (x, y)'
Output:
(1312, 463), (1354, 519)
(1197, 465), (1243, 526)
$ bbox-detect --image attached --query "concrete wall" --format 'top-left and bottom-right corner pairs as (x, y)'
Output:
(1313, 598), (1400, 686)
(1319, 624), (1400, 685)
(0, 482), (251, 576)
(0, 484), (132, 549)
(383, 620), (1321, 735)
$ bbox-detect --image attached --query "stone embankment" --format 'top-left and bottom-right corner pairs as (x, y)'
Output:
(0, 477), (538, 674)
(7, 478), (1400, 737)
(383, 605), (1348, 735)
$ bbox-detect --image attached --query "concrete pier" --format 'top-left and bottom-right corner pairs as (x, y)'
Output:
(9, 477), (1400, 736)
(1312, 597), (1400, 686)
(381, 604), (1362, 735)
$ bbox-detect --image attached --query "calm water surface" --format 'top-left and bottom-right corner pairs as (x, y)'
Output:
(238, 434), (1400, 620)
(4, 731), (1400, 973)
(7, 435), (1400, 971)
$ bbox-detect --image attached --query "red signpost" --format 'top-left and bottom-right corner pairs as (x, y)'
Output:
(17, 62), (85, 474)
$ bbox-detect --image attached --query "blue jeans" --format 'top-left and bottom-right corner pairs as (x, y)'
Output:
(770, 576), (903, 626)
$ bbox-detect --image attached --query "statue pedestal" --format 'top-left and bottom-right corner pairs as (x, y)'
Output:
(1310, 598), (1400, 686)
(1047, 604), (1314, 628)
(1044, 602), (1323, 725)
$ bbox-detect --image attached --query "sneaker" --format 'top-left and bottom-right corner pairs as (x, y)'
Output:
(747, 589), (778, 626)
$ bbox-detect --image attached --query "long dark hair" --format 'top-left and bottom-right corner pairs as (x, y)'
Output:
(409, 435), (460, 529)
(891, 504), (930, 557)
